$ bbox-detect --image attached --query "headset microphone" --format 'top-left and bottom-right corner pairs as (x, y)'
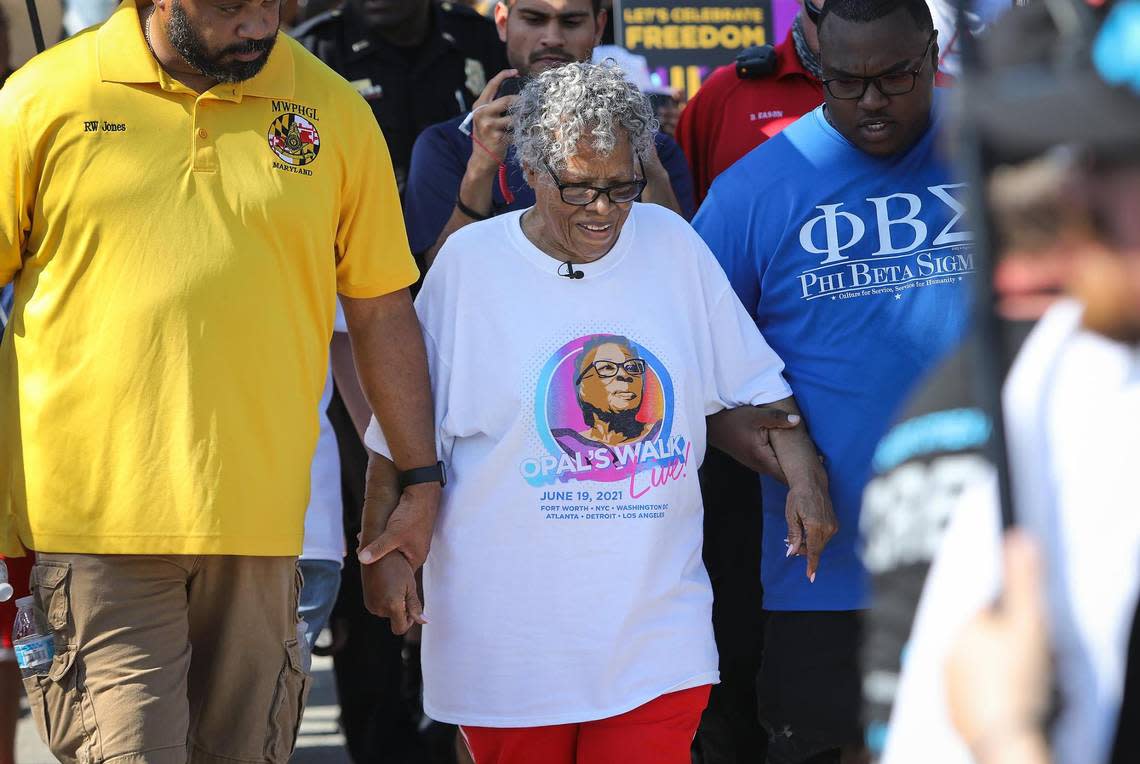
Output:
(557, 261), (585, 280)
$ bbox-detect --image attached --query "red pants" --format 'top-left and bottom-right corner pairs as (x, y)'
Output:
(461, 685), (711, 764)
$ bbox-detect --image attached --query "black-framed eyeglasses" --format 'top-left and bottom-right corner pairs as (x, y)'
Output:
(821, 33), (936, 100)
(575, 358), (647, 385)
(544, 158), (648, 206)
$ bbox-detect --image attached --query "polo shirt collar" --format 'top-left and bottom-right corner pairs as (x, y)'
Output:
(97, 0), (294, 99)
(98, 0), (162, 84)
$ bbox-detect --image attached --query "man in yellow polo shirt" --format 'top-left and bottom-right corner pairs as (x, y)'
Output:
(0, 0), (443, 759)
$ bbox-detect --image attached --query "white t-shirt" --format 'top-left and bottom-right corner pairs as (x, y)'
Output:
(365, 203), (791, 727)
(884, 300), (1140, 764)
(301, 303), (348, 564)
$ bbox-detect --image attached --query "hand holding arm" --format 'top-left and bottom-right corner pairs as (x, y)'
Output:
(705, 403), (803, 482)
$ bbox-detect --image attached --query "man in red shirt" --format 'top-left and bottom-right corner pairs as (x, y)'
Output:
(676, 0), (825, 205)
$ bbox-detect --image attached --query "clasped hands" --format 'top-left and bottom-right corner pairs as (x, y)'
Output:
(357, 458), (437, 635)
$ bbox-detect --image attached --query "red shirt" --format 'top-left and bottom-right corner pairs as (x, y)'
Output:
(676, 29), (823, 206)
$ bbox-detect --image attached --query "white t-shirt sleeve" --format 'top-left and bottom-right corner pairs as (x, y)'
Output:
(692, 232), (791, 413)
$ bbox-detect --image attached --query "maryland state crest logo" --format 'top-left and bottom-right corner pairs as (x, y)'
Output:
(267, 113), (320, 167)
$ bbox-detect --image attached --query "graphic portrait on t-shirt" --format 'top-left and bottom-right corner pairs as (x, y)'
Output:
(522, 333), (687, 487)
(562, 335), (662, 452)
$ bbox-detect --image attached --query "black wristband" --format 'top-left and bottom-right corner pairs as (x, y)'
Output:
(398, 461), (447, 490)
(456, 196), (490, 221)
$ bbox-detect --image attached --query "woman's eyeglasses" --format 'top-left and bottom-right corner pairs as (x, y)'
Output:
(544, 159), (648, 206)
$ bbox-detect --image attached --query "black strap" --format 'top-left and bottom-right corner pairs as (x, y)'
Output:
(456, 196), (489, 221)
(398, 461), (446, 490)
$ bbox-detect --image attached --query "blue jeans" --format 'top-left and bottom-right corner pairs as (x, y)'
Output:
(298, 559), (342, 649)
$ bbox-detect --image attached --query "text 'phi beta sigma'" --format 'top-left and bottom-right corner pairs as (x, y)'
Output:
(797, 184), (974, 301)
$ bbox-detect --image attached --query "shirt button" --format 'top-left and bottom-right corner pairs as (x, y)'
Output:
(197, 128), (208, 139)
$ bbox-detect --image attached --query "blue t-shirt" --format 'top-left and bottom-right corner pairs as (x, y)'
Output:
(694, 96), (973, 611)
(403, 114), (696, 256)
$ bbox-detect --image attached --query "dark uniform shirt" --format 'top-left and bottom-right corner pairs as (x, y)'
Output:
(293, 1), (508, 194)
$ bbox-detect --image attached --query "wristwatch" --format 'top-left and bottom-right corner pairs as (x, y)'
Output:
(397, 461), (447, 490)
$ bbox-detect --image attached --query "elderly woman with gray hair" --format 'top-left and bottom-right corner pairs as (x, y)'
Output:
(359, 62), (834, 763)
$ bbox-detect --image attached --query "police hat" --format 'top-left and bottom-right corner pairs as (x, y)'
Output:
(967, 0), (1140, 163)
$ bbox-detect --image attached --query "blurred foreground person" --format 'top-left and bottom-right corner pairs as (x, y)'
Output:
(883, 2), (1140, 763)
(360, 62), (833, 764)
(0, 0), (438, 759)
(859, 146), (1081, 758)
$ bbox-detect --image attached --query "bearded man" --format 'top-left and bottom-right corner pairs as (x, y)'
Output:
(0, 0), (441, 760)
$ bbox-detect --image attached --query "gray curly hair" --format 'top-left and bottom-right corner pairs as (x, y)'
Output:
(511, 62), (659, 175)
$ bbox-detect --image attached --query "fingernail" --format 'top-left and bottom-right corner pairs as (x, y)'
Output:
(358, 549), (374, 564)
(788, 414), (801, 424)
(809, 572), (816, 583)
(786, 544), (795, 558)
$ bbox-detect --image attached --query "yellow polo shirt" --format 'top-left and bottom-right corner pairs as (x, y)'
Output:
(0, 1), (419, 555)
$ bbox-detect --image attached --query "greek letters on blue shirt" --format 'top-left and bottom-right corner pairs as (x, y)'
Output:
(694, 93), (973, 611)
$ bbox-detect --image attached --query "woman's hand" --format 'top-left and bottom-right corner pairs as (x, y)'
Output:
(946, 531), (1050, 764)
(755, 396), (836, 583)
(362, 551), (426, 636)
(784, 480), (837, 584)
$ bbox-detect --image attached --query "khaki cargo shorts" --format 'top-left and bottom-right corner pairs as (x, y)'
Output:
(23, 554), (309, 764)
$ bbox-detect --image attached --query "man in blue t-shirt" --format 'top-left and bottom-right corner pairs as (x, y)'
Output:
(403, 0), (694, 266)
(694, 0), (973, 760)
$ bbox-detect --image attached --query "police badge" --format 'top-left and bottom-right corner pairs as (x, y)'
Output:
(465, 58), (487, 96)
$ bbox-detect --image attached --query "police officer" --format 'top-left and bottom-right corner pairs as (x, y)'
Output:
(675, 0), (825, 206)
(294, 0), (508, 194)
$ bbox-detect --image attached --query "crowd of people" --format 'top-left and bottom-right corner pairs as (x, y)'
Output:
(0, 0), (1138, 763)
